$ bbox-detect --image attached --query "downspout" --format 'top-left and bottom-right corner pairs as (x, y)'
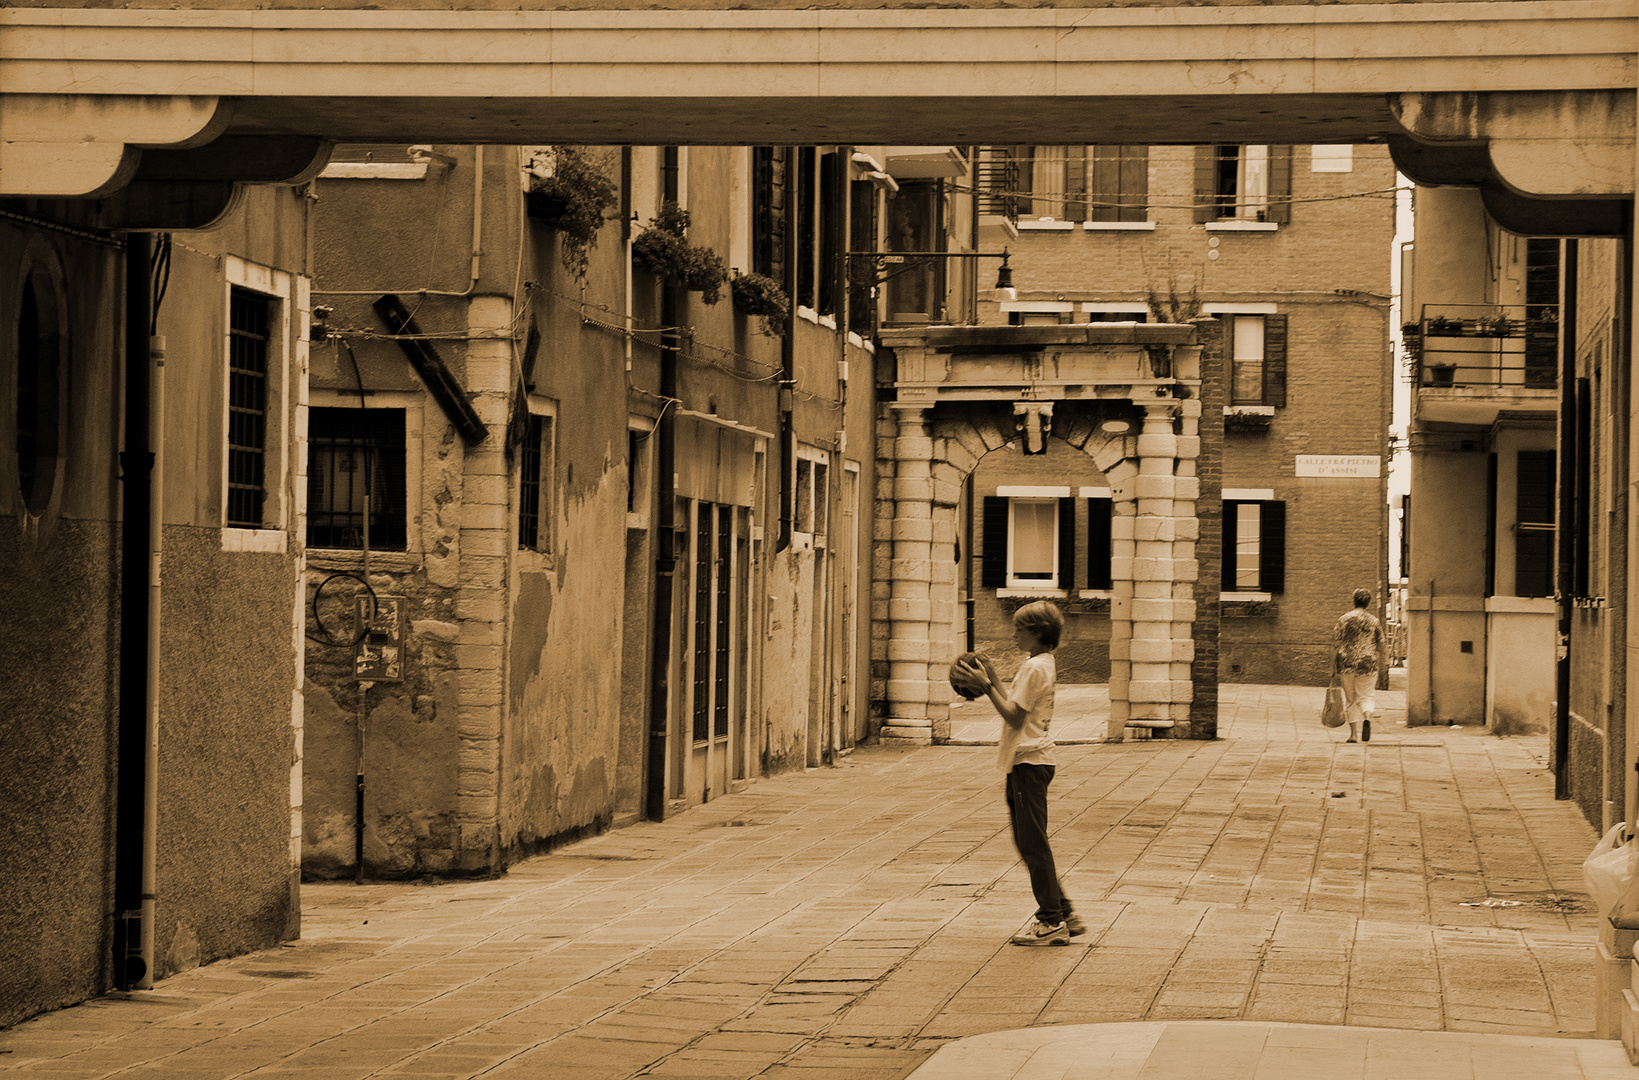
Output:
(645, 149), (681, 821)
(1555, 239), (1578, 798)
(777, 146), (797, 554)
(115, 233), (157, 991)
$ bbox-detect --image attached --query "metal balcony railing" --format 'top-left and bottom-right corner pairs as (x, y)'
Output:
(1407, 303), (1558, 390)
(976, 152), (1021, 229)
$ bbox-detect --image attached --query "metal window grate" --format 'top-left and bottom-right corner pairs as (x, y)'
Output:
(714, 505), (731, 740)
(519, 414), (550, 551)
(692, 504), (711, 743)
(306, 407), (407, 550)
(227, 287), (270, 528)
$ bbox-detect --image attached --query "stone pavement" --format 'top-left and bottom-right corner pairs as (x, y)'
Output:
(0, 685), (1616, 1080)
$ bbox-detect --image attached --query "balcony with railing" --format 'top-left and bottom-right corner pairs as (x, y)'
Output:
(976, 150), (1021, 236)
(1408, 303), (1558, 426)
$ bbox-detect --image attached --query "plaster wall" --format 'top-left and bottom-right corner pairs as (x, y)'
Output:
(0, 190), (307, 1022)
(1405, 446), (1491, 725)
(0, 223), (122, 1026)
(1484, 598), (1555, 734)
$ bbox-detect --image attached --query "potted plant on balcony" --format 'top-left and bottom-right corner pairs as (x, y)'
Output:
(731, 271), (790, 336)
(525, 147), (620, 281)
(632, 202), (728, 304)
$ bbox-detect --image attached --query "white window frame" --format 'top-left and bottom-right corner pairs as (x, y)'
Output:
(793, 443), (830, 549)
(1006, 497), (1059, 590)
(222, 256), (300, 554)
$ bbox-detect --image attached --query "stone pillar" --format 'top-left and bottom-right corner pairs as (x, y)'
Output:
(1098, 401), (1200, 738)
(452, 294), (511, 872)
(882, 405), (936, 743)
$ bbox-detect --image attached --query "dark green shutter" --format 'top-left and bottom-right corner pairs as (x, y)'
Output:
(1266, 145), (1293, 224)
(1087, 498), (1113, 590)
(1088, 146), (1117, 224)
(1058, 497), (1076, 590)
(817, 150), (844, 317)
(981, 496), (1009, 589)
(1222, 500), (1240, 591)
(1263, 313), (1288, 408)
(1193, 145), (1218, 223)
(1260, 501), (1286, 594)
(1515, 450), (1555, 597)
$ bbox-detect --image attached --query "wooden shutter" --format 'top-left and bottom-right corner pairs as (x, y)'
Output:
(981, 496), (1009, 589)
(1087, 498), (1113, 590)
(1119, 145), (1149, 223)
(1087, 146), (1118, 224)
(1057, 497), (1076, 590)
(1064, 146), (1088, 222)
(1260, 501), (1286, 594)
(753, 147), (786, 283)
(1263, 313), (1288, 408)
(1515, 450), (1555, 597)
(817, 150), (844, 317)
(1193, 145), (1219, 223)
(1266, 145), (1293, 224)
(796, 146), (816, 309)
(1221, 500), (1240, 591)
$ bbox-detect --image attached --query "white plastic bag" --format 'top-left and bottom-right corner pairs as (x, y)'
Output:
(1584, 823), (1639, 920)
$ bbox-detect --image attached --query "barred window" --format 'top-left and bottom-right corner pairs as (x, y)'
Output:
(227, 287), (271, 528)
(306, 408), (407, 550)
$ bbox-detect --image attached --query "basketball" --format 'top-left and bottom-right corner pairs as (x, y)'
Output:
(949, 652), (984, 699)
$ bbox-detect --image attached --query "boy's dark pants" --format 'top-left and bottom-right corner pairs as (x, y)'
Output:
(1005, 763), (1070, 924)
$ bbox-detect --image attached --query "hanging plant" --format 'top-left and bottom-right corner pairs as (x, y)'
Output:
(730, 271), (790, 336)
(632, 202), (728, 305)
(524, 147), (619, 281)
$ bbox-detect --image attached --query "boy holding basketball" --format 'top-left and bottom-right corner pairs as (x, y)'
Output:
(954, 601), (1082, 946)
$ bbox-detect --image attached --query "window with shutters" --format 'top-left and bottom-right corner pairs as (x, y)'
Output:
(1007, 145), (1148, 224)
(980, 494), (1076, 595)
(1221, 500), (1286, 595)
(1195, 146), (1292, 225)
(793, 444), (828, 546)
(1009, 500), (1057, 586)
(1225, 313), (1288, 408)
(1514, 450), (1555, 598)
(752, 147), (787, 284)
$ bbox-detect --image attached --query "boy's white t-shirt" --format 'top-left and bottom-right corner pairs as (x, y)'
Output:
(997, 652), (1057, 772)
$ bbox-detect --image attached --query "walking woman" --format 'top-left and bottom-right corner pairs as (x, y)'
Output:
(1333, 588), (1386, 743)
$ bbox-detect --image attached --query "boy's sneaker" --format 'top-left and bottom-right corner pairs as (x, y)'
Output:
(1064, 912), (1087, 938)
(1362, 718), (1372, 742)
(1010, 919), (1070, 946)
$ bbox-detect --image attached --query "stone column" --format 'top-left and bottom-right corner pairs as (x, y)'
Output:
(881, 405), (936, 743)
(1098, 400), (1201, 738)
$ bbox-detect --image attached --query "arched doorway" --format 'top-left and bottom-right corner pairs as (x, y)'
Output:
(872, 330), (1220, 744)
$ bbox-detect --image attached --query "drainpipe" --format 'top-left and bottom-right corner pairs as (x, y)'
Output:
(776, 147), (797, 555)
(1555, 240), (1578, 798)
(645, 149), (681, 821)
(115, 232), (158, 990)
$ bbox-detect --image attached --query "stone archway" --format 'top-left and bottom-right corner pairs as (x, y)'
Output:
(873, 394), (1209, 745)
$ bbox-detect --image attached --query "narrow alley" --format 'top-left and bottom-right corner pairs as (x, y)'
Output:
(0, 685), (1606, 1079)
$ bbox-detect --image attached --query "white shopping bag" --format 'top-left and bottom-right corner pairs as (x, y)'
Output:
(1584, 823), (1639, 924)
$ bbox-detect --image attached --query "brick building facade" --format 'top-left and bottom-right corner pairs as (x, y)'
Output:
(967, 143), (1395, 692)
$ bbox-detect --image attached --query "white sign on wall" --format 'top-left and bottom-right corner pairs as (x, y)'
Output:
(1295, 455), (1381, 478)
